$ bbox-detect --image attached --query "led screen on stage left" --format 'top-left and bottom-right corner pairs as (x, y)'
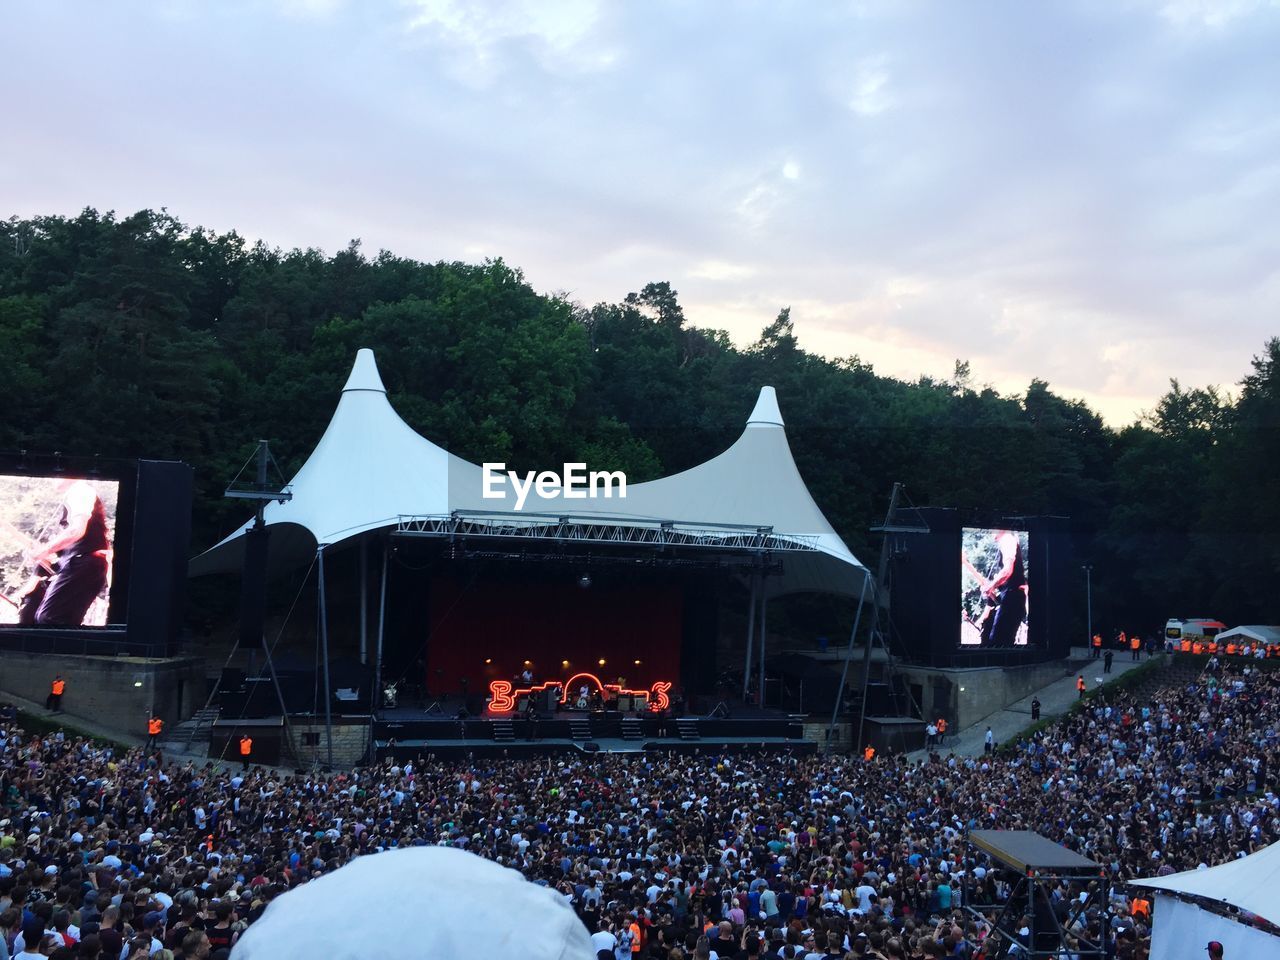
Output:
(0, 475), (120, 627)
(960, 527), (1030, 647)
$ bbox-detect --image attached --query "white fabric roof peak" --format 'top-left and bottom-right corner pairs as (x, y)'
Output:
(342, 347), (387, 394)
(747, 386), (785, 427)
(1132, 838), (1280, 922)
(191, 351), (867, 596)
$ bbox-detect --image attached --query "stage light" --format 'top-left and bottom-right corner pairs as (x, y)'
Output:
(634, 659), (641, 665)
(485, 659), (492, 665)
(523, 660), (532, 666)
(578, 572), (592, 588)
(598, 658), (606, 666)
(561, 660), (570, 667)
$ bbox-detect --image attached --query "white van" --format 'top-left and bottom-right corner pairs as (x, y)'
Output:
(1165, 618), (1226, 641)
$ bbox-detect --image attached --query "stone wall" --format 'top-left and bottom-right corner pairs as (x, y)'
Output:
(803, 721), (850, 752)
(0, 650), (207, 737)
(897, 658), (1074, 730)
(284, 721), (371, 768)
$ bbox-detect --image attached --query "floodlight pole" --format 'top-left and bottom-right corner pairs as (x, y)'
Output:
(1083, 563), (1093, 649)
(210, 439), (294, 764)
(758, 585), (768, 708)
(742, 569), (759, 702)
(359, 538), (368, 664)
(828, 573), (869, 750)
(856, 483), (902, 752)
(317, 544), (334, 769)
(374, 538), (388, 717)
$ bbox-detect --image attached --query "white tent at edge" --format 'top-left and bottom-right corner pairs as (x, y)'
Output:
(190, 348), (868, 598)
(1215, 624), (1280, 646)
(1130, 840), (1280, 958)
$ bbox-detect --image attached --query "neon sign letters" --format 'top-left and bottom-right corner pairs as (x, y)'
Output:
(489, 672), (671, 713)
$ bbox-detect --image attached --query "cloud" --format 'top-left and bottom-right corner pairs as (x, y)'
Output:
(688, 260), (756, 282)
(1158, 0), (1280, 29)
(1, 0), (1277, 424)
(847, 56), (892, 116)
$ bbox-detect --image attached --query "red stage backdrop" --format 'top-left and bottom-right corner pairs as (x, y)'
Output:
(426, 577), (684, 694)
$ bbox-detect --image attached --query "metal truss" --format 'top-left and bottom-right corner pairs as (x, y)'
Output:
(393, 511), (822, 554)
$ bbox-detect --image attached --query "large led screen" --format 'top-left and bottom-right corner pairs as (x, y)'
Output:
(960, 527), (1030, 647)
(0, 475), (120, 627)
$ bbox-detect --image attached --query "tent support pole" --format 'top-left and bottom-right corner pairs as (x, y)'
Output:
(359, 537), (368, 665)
(741, 570), (758, 703)
(318, 545), (334, 769)
(758, 586), (768, 708)
(828, 574), (870, 750)
(374, 538), (388, 716)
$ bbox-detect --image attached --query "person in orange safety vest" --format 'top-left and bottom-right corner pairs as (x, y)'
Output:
(46, 675), (65, 712)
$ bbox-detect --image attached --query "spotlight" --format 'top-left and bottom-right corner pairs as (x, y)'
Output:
(523, 660), (532, 666)
(634, 659), (642, 666)
(598, 658), (606, 666)
(578, 572), (592, 589)
(485, 659), (492, 665)
(561, 659), (570, 668)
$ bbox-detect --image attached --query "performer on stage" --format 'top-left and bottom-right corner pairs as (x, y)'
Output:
(963, 528), (1027, 648)
(21, 478), (111, 627)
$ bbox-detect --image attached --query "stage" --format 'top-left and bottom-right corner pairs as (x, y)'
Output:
(372, 695), (811, 759)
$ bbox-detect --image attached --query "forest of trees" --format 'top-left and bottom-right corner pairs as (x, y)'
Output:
(2, 208), (1277, 640)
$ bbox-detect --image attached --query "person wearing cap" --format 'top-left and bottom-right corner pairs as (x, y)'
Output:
(1206, 942), (1223, 960)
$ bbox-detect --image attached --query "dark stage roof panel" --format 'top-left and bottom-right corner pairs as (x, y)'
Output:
(968, 830), (1101, 873)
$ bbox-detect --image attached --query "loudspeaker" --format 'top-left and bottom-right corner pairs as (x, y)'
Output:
(237, 523), (270, 649)
(220, 668), (247, 694)
(541, 687), (560, 711)
(127, 460), (195, 654)
(582, 742), (600, 753)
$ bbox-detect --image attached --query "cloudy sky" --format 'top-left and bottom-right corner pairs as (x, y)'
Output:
(3, 1), (1277, 423)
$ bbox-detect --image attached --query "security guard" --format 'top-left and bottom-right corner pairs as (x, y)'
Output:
(239, 733), (253, 770)
(147, 714), (163, 749)
(46, 675), (66, 712)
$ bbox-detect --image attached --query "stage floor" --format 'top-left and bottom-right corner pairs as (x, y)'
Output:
(375, 695), (799, 722)
(372, 696), (812, 760)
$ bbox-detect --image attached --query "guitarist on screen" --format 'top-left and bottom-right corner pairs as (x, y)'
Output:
(20, 479), (111, 627)
(963, 529), (1027, 648)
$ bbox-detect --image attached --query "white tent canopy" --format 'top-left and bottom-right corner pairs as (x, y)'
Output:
(191, 349), (867, 597)
(1131, 838), (1280, 923)
(1147, 894), (1278, 960)
(1216, 625), (1280, 646)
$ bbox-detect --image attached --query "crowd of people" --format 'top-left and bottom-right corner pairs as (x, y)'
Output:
(0, 657), (1276, 960)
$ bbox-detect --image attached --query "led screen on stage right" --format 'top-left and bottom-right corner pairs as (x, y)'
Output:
(0, 475), (120, 627)
(961, 527), (1029, 647)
